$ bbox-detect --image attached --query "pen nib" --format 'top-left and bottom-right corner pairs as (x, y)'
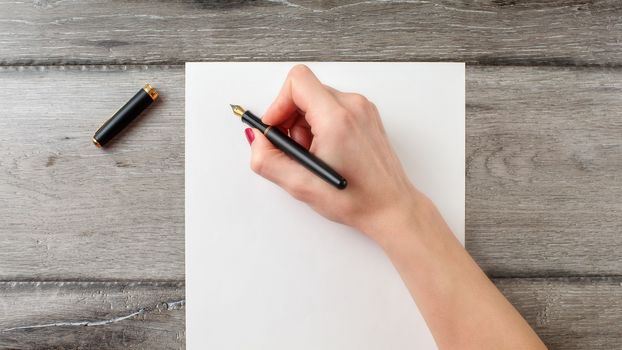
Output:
(230, 104), (246, 117)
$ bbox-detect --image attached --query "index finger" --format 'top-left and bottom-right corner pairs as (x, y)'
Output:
(262, 64), (341, 127)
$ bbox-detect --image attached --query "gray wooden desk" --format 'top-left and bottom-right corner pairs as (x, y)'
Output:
(0, 1), (620, 349)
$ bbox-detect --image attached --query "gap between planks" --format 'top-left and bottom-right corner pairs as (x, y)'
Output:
(1, 276), (621, 284)
(1, 62), (622, 70)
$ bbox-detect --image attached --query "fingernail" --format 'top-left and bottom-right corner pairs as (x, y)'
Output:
(244, 128), (255, 145)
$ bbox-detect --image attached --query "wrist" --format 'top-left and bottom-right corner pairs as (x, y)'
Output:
(356, 189), (433, 249)
(375, 192), (462, 273)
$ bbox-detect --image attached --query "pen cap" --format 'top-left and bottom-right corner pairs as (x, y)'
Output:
(93, 83), (158, 147)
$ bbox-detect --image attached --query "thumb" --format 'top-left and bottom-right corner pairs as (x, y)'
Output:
(248, 128), (316, 201)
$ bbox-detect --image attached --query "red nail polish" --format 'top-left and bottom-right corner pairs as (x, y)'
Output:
(244, 128), (255, 145)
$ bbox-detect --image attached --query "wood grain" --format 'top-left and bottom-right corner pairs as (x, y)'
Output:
(1, 64), (620, 279)
(0, 0), (621, 66)
(0, 65), (184, 280)
(1, 279), (620, 349)
(466, 66), (622, 276)
(495, 277), (622, 350)
(0, 282), (184, 349)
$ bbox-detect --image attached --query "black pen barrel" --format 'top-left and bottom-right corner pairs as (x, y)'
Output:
(265, 127), (347, 190)
(240, 110), (347, 190)
(241, 112), (269, 134)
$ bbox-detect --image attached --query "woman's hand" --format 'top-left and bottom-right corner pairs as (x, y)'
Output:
(246, 64), (423, 244)
(245, 64), (547, 350)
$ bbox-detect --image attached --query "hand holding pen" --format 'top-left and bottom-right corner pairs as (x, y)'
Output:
(236, 64), (419, 242)
(233, 65), (546, 349)
(230, 104), (347, 190)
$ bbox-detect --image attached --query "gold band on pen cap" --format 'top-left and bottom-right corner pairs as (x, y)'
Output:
(92, 137), (102, 148)
(143, 83), (159, 101)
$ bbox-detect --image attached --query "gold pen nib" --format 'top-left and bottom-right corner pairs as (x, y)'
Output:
(230, 104), (246, 117)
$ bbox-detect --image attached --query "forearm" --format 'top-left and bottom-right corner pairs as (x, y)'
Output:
(373, 194), (546, 350)
(254, 65), (545, 349)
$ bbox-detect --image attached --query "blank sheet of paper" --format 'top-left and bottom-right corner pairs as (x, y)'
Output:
(186, 62), (465, 350)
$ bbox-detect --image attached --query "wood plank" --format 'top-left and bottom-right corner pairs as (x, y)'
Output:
(0, 65), (620, 280)
(1, 278), (620, 349)
(0, 281), (184, 349)
(495, 277), (622, 350)
(0, 65), (185, 280)
(0, 0), (621, 66)
(466, 66), (622, 276)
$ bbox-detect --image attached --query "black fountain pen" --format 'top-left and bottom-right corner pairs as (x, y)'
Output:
(230, 104), (347, 190)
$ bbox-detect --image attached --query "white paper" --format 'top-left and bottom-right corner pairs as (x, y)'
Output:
(186, 62), (465, 350)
